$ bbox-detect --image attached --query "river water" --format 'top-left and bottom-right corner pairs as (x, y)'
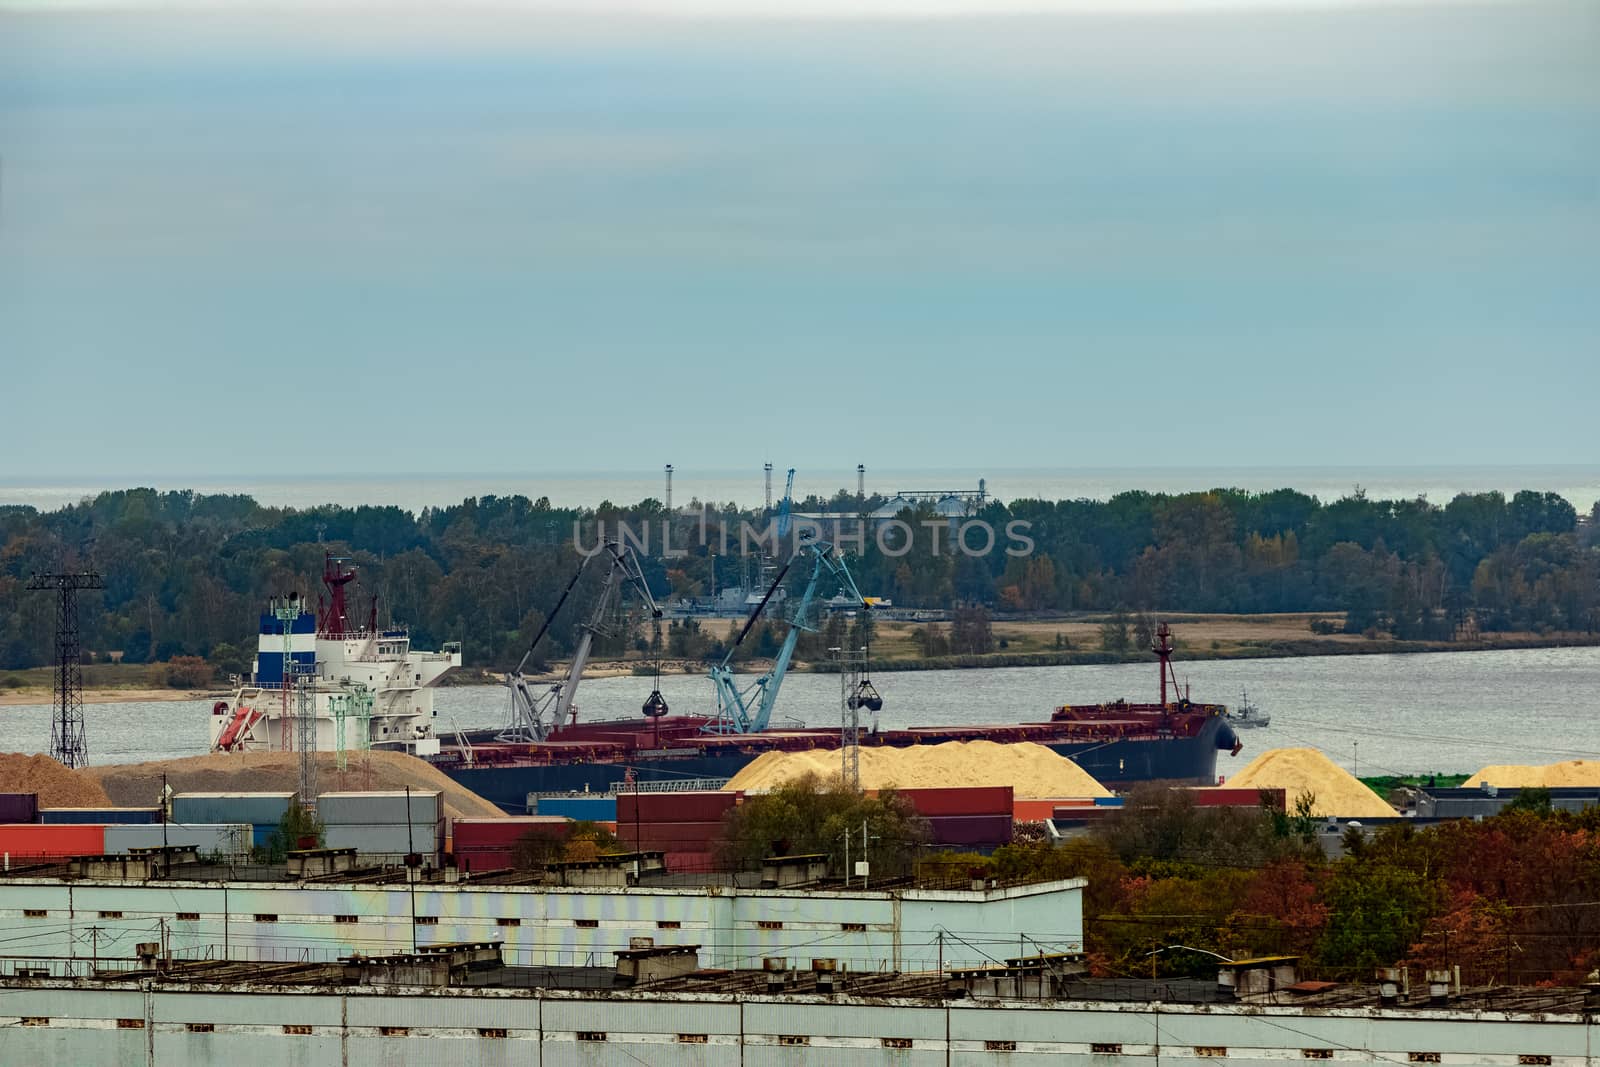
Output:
(4, 647), (1597, 779)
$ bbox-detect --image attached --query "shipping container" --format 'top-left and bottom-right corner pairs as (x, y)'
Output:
(663, 851), (715, 873)
(533, 796), (618, 821)
(173, 792), (295, 826)
(41, 807), (161, 825)
(323, 822), (444, 857)
(618, 820), (726, 851)
(616, 791), (740, 825)
(0, 794), (39, 824)
(103, 823), (252, 856)
(1011, 798), (1106, 822)
(1190, 787), (1284, 811)
(925, 814), (1013, 847)
(453, 847), (516, 874)
(1051, 806), (1120, 824)
(898, 786), (1013, 818)
(316, 790), (442, 825)
(0, 823), (103, 859)
(453, 818), (571, 850)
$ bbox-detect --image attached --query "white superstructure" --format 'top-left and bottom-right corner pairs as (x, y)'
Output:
(208, 559), (461, 757)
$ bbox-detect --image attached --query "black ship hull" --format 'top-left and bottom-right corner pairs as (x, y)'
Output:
(439, 715), (1238, 814)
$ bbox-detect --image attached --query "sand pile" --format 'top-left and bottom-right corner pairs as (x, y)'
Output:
(1221, 747), (1393, 819)
(1465, 761), (1600, 789)
(726, 740), (1111, 797)
(0, 753), (113, 807)
(81, 750), (503, 821)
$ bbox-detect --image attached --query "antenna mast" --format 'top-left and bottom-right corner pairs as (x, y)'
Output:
(26, 570), (104, 769)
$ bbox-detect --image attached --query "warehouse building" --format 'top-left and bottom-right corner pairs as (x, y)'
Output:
(0, 860), (1084, 974)
(0, 949), (1595, 1067)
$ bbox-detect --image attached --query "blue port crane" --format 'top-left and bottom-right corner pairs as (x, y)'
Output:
(705, 470), (875, 734)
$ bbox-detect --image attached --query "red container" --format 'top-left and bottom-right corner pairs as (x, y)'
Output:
(1191, 787), (1285, 812)
(664, 851), (715, 873)
(1051, 807), (1120, 824)
(454, 846), (514, 874)
(0, 823), (105, 859)
(899, 786), (1013, 818)
(616, 791), (741, 825)
(618, 820), (726, 851)
(926, 814), (1013, 847)
(453, 817), (572, 849)
(1013, 798), (1107, 822)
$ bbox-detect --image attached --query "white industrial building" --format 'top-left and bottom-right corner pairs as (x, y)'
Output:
(0, 971), (1595, 1066)
(0, 870), (1085, 974)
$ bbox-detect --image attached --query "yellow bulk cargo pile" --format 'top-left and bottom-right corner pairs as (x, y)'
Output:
(725, 740), (1111, 798)
(1465, 761), (1600, 789)
(1221, 747), (1393, 819)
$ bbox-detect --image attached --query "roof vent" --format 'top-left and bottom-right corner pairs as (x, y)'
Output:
(1377, 967), (1406, 1005)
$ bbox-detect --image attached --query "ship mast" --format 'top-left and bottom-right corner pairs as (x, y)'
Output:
(320, 554), (358, 637)
(1155, 621), (1178, 708)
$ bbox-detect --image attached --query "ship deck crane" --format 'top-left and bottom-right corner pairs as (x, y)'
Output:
(501, 540), (663, 743)
(704, 467), (876, 735)
(705, 534), (875, 736)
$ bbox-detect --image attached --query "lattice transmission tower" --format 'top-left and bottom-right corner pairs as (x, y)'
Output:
(26, 571), (104, 769)
(833, 645), (868, 791)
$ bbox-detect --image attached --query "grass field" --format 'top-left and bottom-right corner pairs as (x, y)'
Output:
(871, 612), (1363, 661)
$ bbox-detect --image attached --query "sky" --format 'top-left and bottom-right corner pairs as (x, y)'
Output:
(1, 1), (1596, 478)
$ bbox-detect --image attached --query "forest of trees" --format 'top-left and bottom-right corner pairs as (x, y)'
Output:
(0, 485), (1596, 672)
(952, 785), (1600, 986)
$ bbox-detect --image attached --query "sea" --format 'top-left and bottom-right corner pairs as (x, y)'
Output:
(7, 646), (1597, 779)
(2, 465), (1599, 516)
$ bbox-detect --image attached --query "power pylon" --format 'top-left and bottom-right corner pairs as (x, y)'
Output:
(26, 571), (104, 769)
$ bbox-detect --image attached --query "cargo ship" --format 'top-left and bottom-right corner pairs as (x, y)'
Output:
(208, 556), (461, 757)
(210, 562), (1238, 812)
(434, 622), (1241, 812)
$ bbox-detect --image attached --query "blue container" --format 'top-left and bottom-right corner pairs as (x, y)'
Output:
(173, 792), (295, 826)
(252, 824), (277, 848)
(41, 807), (161, 825)
(104, 823), (252, 855)
(1093, 797), (1124, 807)
(534, 796), (618, 821)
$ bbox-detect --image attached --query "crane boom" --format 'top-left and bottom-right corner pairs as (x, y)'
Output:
(501, 540), (662, 743)
(776, 467), (796, 543)
(514, 557), (590, 676)
(705, 538), (873, 735)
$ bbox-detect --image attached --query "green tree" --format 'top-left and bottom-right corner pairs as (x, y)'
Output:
(257, 803), (325, 863)
(1502, 786), (1552, 815)
(949, 604), (994, 655)
(715, 773), (929, 877)
(1315, 860), (1439, 977)
(1099, 611), (1131, 653)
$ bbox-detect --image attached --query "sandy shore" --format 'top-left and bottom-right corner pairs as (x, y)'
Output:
(0, 688), (231, 707)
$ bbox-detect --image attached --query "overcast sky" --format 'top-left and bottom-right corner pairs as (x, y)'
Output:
(2, 1), (1595, 477)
